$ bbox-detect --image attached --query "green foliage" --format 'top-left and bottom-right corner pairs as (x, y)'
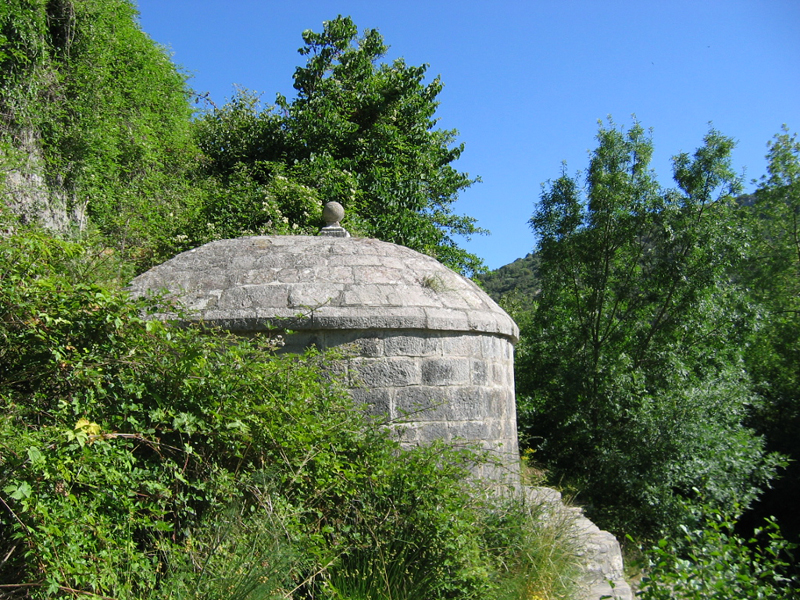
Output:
(740, 126), (800, 548)
(479, 495), (582, 600)
(0, 225), (583, 599)
(639, 506), (799, 599)
(516, 120), (782, 538)
(192, 16), (485, 276)
(2, 8), (485, 275)
(1, 0), (203, 269)
(156, 494), (303, 600)
(476, 253), (540, 306)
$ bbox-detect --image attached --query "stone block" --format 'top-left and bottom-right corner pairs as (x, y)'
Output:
(238, 269), (278, 285)
(386, 287), (439, 307)
(441, 334), (480, 357)
(394, 386), (449, 419)
(482, 418), (505, 440)
(272, 268), (304, 284)
(479, 335), (504, 359)
(356, 266), (406, 285)
(383, 334), (440, 357)
(448, 387), (488, 420)
(344, 336), (383, 358)
(342, 285), (388, 307)
(343, 254), (385, 267)
(287, 283), (344, 309)
(424, 307), (470, 331)
(490, 362), (511, 385)
(448, 420), (491, 442)
(421, 357), (470, 386)
(350, 358), (421, 388)
(414, 422), (452, 443)
(486, 388), (513, 416)
(350, 387), (392, 419)
(311, 266), (354, 285)
(467, 310), (501, 334)
(470, 359), (489, 386)
(318, 307), (428, 330)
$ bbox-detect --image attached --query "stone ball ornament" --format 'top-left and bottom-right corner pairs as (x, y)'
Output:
(322, 201), (345, 226)
(319, 201), (350, 238)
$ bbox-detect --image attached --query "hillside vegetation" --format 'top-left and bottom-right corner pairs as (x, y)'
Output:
(2, 1), (799, 598)
(476, 253), (539, 305)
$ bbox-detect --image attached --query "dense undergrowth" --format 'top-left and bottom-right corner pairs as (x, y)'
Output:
(0, 225), (583, 599)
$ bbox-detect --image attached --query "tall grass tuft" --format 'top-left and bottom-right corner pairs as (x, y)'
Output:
(156, 491), (301, 600)
(481, 492), (583, 600)
(323, 539), (439, 600)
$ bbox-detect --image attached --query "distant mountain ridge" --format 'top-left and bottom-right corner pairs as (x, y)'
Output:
(476, 252), (539, 304)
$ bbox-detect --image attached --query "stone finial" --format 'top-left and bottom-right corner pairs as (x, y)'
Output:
(319, 201), (350, 237)
(323, 201), (344, 226)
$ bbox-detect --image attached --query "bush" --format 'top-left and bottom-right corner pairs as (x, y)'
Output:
(639, 507), (799, 600)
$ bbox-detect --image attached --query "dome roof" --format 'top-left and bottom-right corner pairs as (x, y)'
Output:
(129, 235), (518, 342)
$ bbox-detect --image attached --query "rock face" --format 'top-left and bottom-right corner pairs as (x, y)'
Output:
(526, 487), (633, 600)
(129, 234), (521, 482)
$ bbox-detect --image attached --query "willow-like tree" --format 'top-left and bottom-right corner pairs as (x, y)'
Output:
(515, 120), (782, 537)
(193, 16), (484, 275)
(741, 127), (800, 544)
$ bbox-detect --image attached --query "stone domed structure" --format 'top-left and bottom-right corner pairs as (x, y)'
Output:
(129, 228), (520, 481)
(128, 216), (634, 598)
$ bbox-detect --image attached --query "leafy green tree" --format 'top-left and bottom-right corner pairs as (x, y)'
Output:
(741, 126), (800, 546)
(639, 506), (799, 599)
(515, 120), (781, 538)
(193, 16), (485, 275)
(188, 90), (324, 243)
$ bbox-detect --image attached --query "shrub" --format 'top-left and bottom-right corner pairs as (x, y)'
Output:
(638, 507), (799, 599)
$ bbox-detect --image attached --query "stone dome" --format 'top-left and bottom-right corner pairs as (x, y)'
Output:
(129, 235), (518, 341)
(130, 234), (520, 482)
(129, 232), (635, 597)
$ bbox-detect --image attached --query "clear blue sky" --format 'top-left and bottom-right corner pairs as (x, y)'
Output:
(135, 0), (800, 270)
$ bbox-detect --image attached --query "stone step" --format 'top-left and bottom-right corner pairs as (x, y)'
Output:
(524, 487), (632, 600)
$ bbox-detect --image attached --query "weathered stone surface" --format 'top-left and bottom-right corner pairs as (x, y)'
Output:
(383, 334), (438, 357)
(470, 359), (489, 385)
(421, 358), (470, 386)
(440, 334), (477, 357)
(350, 387), (392, 418)
(351, 358), (422, 388)
(525, 487), (633, 600)
(129, 235), (521, 474)
(128, 236), (519, 340)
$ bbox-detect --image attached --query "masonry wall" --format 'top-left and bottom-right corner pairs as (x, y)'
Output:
(283, 328), (520, 482)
